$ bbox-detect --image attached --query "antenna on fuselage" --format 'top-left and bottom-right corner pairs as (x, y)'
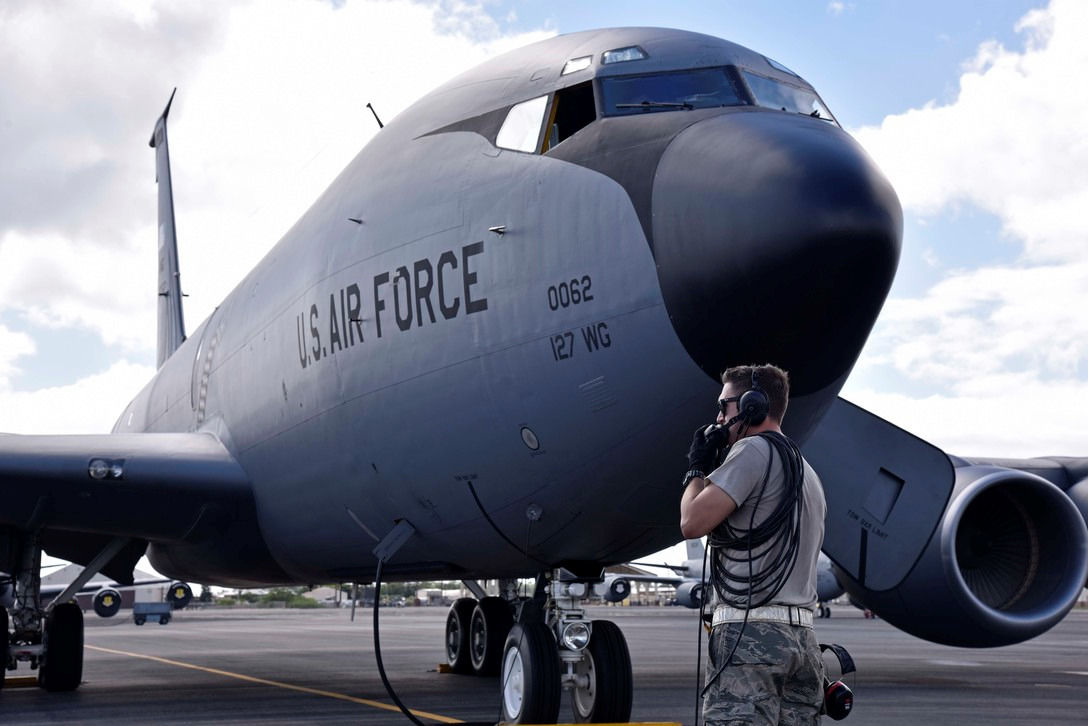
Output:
(366, 102), (384, 129)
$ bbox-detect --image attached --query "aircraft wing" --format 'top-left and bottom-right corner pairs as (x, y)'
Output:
(802, 397), (1088, 647)
(609, 573), (687, 587)
(0, 432), (253, 582)
(39, 576), (177, 600)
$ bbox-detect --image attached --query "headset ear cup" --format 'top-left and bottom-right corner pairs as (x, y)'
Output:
(738, 388), (769, 425)
(823, 679), (853, 720)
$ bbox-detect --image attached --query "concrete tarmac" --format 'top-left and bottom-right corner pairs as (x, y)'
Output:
(3, 603), (1087, 724)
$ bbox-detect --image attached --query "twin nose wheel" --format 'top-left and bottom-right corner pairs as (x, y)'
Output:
(444, 596), (633, 724)
(499, 619), (632, 724)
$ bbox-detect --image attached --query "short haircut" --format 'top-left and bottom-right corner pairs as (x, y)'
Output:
(720, 364), (790, 423)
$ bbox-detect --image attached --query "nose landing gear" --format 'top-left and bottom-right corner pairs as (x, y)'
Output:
(500, 621), (561, 723)
(569, 620), (632, 722)
(497, 569), (633, 724)
(441, 569), (634, 723)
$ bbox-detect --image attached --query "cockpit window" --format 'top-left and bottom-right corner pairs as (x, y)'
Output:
(496, 95), (548, 152)
(600, 68), (744, 116)
(741, 70), (836, 123)
(543, 81), (596, 152)
(764, 56), (798, 77)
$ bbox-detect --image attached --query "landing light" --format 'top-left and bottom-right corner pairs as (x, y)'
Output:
(562, 56), (592, 75)
(87, 458), (125, 480)
(602, 46), (647, 65)
(561, 621), (591, 650)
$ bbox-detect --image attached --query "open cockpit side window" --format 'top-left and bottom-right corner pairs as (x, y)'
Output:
(543, 81), (595, 153)
(495, 82), (597, 155)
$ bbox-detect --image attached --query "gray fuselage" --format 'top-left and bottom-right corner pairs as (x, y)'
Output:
(115, 28), (901, 586)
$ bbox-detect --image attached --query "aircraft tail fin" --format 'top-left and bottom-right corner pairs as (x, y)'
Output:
(685, 538), (705, 560)
(149, 88), (186, 368)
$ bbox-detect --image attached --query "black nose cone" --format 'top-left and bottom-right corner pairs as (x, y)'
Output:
(652, 111), (902, 396)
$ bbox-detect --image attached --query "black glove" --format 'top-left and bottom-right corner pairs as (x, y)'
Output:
(687, 425), (719, 475)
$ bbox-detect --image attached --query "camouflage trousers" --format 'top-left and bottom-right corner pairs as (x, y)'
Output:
(702, 620), (825, 726)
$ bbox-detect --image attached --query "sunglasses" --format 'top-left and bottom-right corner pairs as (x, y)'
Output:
(718, 396), (741, 417)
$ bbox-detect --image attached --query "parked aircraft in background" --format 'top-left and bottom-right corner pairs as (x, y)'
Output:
(45, 578), (192, 619)
(1, 570), (191, 619)
(604, 540), (844, 612)
(2, 27), (1086, 724)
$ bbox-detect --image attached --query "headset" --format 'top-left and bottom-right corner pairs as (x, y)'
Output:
(738, 368), (770, 426)
(819, 643), (856, 720)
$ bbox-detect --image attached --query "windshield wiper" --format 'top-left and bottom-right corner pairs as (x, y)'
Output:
(615, 100), (694, 110)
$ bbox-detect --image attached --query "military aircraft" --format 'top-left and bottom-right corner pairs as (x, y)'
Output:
(16, 574), (194, 619)
(2, 26), (1087, 724)
(604, 540), (844, 613)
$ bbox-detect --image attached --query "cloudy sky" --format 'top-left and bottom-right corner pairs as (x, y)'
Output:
(2, 1), (1084, 568)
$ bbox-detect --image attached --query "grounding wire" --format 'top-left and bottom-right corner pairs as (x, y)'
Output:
(372, 557), (427, 725)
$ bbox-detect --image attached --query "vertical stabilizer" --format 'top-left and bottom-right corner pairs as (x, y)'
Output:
(685, 538), (705, 561)
(149, 89), (186, 368)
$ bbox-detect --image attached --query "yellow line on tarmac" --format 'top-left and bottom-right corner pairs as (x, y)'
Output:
(85, 645), (462, 724)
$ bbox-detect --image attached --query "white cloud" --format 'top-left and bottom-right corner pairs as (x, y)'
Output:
(852, 0), (1088, 264)
(0, 360), (156, 434)
(0, 229), (155, 350)
(0, 324), (35, 385)
(844, 0), (1088, 457)
(844, 380), (1088, 459)
(0, 0), (552, 433)
(872, 263), (1088, 385)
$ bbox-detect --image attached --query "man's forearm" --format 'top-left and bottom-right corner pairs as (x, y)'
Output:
(680, 475), (707, 538)
(680, 475), (738, 538)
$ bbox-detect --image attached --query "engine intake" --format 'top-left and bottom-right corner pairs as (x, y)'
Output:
(602, 577), (630, 603)
(166, 581), (193, 610)
(840, 465), (1088, 647)
(674, 581), (703, 609)
(93, 587), (122, 618)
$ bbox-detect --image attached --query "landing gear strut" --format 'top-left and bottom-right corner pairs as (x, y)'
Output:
(4, 531), (124, 692)
(442, 571), (634, 722)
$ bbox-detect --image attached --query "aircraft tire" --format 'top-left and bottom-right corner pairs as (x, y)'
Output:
(0, 607), (8, 692)
(500, 622), (560, 724)
(470, 597), (513, 676)
(571, 620), (633, 723)
(39, 602), (83, 692)
(445, 597), (477, 674)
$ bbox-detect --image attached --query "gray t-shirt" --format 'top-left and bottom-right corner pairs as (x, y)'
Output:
(706, 434), (826, 610)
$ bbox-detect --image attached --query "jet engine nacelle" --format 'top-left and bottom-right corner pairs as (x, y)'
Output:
(602, 577), (630, 603)
(674, 581), (703, 609)
(166, 581), (193, 610)
(840, 465), (1088, 647)
(93, 587), (122, 618)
